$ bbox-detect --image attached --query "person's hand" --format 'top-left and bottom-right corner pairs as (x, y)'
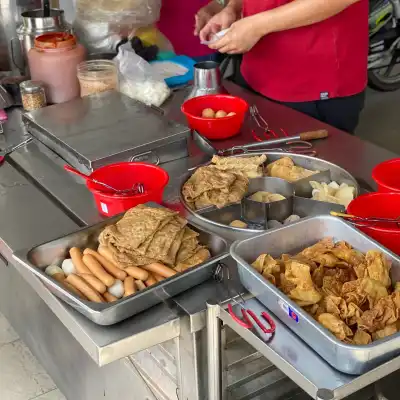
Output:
(209, 15), (265, 54)
(198, 6), (239, 42)
(194, 2), (224, 36)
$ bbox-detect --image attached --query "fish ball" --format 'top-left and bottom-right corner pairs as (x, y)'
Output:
(108, 279), (124, 299)
(202, 108), (215, 118)
(62, 259), (76, 276)
(215, 110), (227, 118)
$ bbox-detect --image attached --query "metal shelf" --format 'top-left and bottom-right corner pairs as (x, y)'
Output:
(207, 299), (398, 400)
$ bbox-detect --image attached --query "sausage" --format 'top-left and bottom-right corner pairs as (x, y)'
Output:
(69, 247), (91, 274)
(123, 277), (136, 297)
(145, 274), (157, 287)
(125, 266), (149, 281)
(135, 280), (147, 291)
(103, 292), (118, 303)
(142, 263), (176, 278)
(63, 281), (86, 300)
(98, 245), (124, 270)
(78, 273), (107, 294)
(65, 274), (104, 303)
(153, 273), (165, 283)
(82, 254), (115, 287)
(83, 248), (127, 280)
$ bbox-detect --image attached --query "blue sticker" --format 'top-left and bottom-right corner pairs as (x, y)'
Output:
(278, 299), (300, 323)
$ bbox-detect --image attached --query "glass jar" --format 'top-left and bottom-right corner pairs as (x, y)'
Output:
(77, 60), (119, 97)
(20, 80), (47, 111)
(28, 33), (86, 104)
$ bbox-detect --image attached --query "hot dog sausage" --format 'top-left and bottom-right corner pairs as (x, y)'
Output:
(97, 245), (124, 270)
(65, 274), (104, 303)
(135, 280), (147, 291)
(103, 292), (118, 303)
(153, 273), (165, 283)
(82, 254), (115, 287)
(125, 266), (149, 281)
(79, 273), (107, 294)
(123, 277), (136, 297)
(145, 274), (157, 287)
(63, 281), (86, 299)
(142, 263), (176, 278)
(83, 248), (127, 280)
(69, 247), (91, 274)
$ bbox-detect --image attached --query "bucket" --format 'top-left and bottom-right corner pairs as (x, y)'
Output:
(372, 158), (400, 192)
(87, 162), (169, 216)
(347, 192), (400, 255)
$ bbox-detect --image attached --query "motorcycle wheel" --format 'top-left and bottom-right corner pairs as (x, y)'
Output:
(368, 50), (400, 91)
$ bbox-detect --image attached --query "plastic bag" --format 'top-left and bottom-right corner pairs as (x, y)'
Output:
(73, 0), (161, 53)
(115, 43), (171, 107)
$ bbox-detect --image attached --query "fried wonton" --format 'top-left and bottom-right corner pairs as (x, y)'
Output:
(365, 250), (392, 288)
(281, 260), (322, 306)
(352, 329), (372, 345)
(211, 154), (267, 178)
(266, 157), (318, 183)
(372, 324), (398, 341)
(318, 313), (353, 341)
(252, 254), (281, 285)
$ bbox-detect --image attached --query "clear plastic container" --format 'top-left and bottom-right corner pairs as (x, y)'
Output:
(28, 33), (86, 104)
(77, 60), (119, 97)
(20, 80), (47, 111)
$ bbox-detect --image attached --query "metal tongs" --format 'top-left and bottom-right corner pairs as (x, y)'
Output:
(214, 263), (276, 337)
(64, 165), (145, 196)
(331, 211), (400, 228)
(0, 137), (33, 165)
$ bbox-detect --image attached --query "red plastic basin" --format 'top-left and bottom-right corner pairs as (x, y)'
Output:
(181, 94), (248, 140)
(87, 162), (169, 216)
(372, 158), (400, 192)
(347, 192), (400, 255)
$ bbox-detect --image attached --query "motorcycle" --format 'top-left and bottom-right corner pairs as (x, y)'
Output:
(369, 0), (400, 90)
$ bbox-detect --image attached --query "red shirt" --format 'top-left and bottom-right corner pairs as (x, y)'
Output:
(241, 0), (369, 102)
(157, 0), (214, 58)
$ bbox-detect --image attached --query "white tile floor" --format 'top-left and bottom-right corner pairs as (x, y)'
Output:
(0, 312), (66, 400)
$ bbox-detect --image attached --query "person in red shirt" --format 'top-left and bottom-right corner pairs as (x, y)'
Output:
(158, 0), (223, 61)
(196, 0), (369, 133)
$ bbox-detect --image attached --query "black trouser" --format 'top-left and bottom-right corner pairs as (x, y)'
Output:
(229, 57), (365, 134)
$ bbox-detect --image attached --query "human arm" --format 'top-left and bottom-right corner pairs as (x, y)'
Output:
(198, 0), (243, 41)
(194, 1), (225, 36)
(209, 0), (363, 54)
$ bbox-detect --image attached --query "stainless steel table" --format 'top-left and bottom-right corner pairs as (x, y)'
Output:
(0, 82), (398, 400)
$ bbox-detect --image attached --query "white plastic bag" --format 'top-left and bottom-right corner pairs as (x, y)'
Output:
(115, 43), (171, 107)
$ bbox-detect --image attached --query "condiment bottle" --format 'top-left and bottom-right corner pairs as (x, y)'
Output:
(28, 33), (86, 104)
(20, 80), (47, 111)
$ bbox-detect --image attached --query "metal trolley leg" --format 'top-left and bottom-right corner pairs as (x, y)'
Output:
(207, 301), (222, 400)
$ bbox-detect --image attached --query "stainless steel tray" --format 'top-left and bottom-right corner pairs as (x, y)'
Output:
(230, 215), (400, 375)
(13, 210), (228, 325)
(22, 91), (190, 173)
(181, 152), (359, 233)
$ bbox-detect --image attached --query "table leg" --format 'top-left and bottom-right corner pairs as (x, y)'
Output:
(207, 301), (222, 400)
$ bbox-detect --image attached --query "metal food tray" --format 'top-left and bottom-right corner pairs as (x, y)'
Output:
(13, 211), (229, 326)
(230, 215), (400, 375)
(181, 152), (360, 233)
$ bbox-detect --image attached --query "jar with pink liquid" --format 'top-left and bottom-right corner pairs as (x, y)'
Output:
(28, 33), (86, 104)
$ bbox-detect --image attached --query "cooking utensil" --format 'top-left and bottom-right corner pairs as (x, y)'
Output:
(214, 263), (276, 338)
(182, 95), (248, 139)
(372, 158), (400, 193)
(231, 215), (400, 374)
(64, 165), (145, 196)
(42, 0), (50, 17)
(347, 192), (400, 254)
(331, 211), (400, 227)
(186, 61), (225, 100)
(13, 204), (229, 325)
(192, 130), (317, 158)
(0, 137), (33, 164)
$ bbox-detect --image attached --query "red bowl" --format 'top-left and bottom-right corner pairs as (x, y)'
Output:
(372, 158), (400, 192)
(87, 162), (169, 217)
(347, 192), (400, 255)
(181, 94), (248, 140)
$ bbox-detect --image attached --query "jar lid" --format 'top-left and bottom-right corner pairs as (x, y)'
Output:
(34, 33), (76, 50)
(20, 80), (45, 93)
